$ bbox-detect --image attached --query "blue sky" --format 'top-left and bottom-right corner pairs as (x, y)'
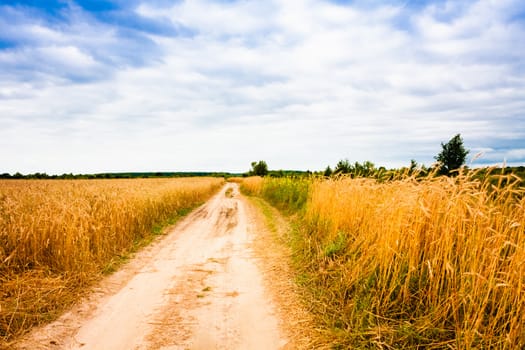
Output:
(1, 0), (524, 174)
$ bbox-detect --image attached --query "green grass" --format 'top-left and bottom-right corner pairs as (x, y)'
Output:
(260, 177), (310, 213)
(249, 197), (278, 233)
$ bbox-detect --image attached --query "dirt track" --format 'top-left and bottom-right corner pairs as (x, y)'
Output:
(15, 183), (293, 350)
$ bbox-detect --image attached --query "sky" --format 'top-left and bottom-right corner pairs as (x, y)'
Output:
(0, 0), (524, 174)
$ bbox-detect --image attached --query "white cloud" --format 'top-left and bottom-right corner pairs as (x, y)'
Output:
(137, 0), (273, 37)
(0, 0), (524, 173)
(39, 45), (98, 68)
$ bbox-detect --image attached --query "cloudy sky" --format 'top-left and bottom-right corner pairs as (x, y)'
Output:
(1, 0), (524, 174)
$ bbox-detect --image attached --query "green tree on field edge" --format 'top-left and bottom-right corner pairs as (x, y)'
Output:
(435, 134), (469, 176)
(250, 160), (269, 176)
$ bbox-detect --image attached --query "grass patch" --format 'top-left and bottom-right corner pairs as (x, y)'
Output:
(249, 197), (279, 234)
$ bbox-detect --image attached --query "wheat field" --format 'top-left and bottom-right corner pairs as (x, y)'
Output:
(0, 177), (223, 343)
(243, 171), (525, 348)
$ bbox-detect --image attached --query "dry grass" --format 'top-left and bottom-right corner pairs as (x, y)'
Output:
(0, 178), (223, 344)
(226, 177), (244, 184)
(239, 176), (263, 195)
(306, 172), (525, 348)
(246, 171), (525, 348)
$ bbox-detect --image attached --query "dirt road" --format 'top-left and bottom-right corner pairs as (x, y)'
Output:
(15, 183), (297, 350)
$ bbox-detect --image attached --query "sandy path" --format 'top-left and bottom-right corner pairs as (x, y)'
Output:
(14, 183), (288, 350)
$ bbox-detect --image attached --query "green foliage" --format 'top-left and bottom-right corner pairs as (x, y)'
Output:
(409, 159), (418, 174)
(0, 172), (237, 180)
(323, 231), (347, 258)
(260, 177), (310, 213)
(355, 160), (376, 177)
(333, 159), (377, 178)
(334, 159), (353, 175)
(250, 160), (269, 176)
(268, 169), (309, 177)
(435, 134), (469, 176)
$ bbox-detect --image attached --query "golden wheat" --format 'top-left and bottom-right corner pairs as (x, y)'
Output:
(239, 176), (263, 195)
(0, 177), (223, 343)
(245, 171), (525, 348)
(305, 172), (525, 348)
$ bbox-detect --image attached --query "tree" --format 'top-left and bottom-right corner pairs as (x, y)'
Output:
(407, 159), (419, 176)
(250, 160), (268, 176)
(334, 159), (353, 175)
(435, 134), (469, 176)
(323, 165), (333, 177)
(361, 160), (375, 177)
(409, 159), (418, 171)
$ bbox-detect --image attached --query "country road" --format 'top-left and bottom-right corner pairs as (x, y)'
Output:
(14, 183), (302, 350)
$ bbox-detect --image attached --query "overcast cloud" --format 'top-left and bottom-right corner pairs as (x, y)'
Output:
(1, 0), (524, 174)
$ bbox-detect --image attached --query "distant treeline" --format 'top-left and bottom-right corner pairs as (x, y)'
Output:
(0, 172), (241, 179)
(473, 166), (525, 187)
(265, 170), (311, 177)
(0, 169), (312, 180)
(1, 166), (524, 185)
(319, 160), (525, 185)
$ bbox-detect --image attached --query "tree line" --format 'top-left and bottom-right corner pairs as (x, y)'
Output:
(3, 134), (523, 182)
(322, 134), (469, 178)
(248, 134), (524, 185)
(248, 134), (470, 179)
(0, 172), (239, 180)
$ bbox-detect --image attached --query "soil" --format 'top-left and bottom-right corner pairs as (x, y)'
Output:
(12, 183), (310, 350)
